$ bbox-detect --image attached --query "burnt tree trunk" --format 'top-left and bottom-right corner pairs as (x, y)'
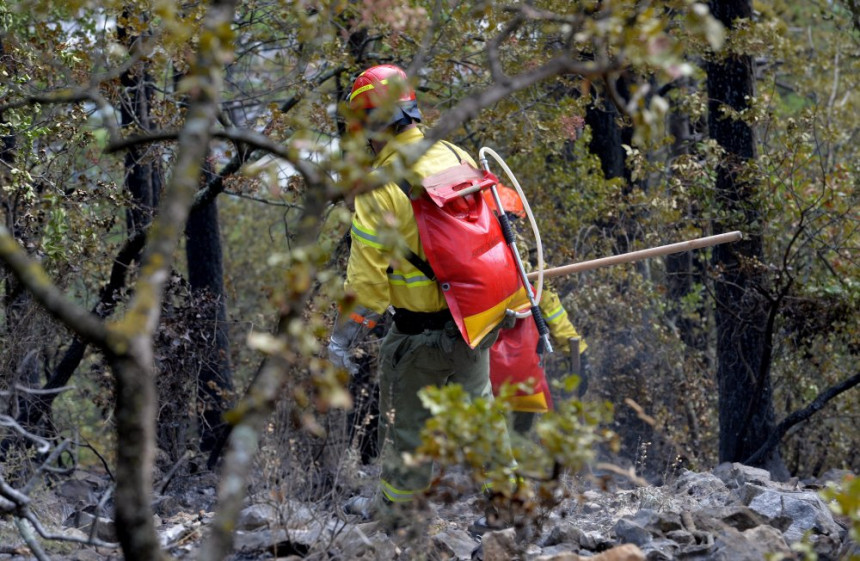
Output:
(118, 17), (161, 234)
(707, 0), (787, 478)
(185, 165), (233, 452)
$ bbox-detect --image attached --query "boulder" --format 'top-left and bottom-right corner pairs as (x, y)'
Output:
(741, 525), (791, 557)
(640, 538), (678, 560)
(713, 463), (773, 489)
(62, 510), (116, 543)
(673, 470), (731, 507)
(613, 518), (653, 547)
(541, 524), (587, 548)
(481, 527), (518, 561)
(237, 503), (279, 530)
(432, 528), (479, 560)
(694, 506), (765, 532)
(742, 485), (843, 542)
(331, 522), (397, 560)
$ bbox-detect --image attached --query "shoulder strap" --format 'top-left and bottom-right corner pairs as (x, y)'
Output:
(395, 178), (437, 281)
(441, 140), (464, 163)
(389, 140), (469, 282)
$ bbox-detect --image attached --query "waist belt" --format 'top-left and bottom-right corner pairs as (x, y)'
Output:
(393, 308), (453, 334)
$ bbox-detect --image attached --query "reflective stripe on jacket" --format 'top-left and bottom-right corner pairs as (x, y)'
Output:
(345, 127), (477, 314)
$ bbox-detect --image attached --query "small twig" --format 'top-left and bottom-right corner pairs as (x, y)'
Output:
(13, 516), (50, 561)
(22, 439), (72, 494)
(12, 384), (76, 395)
(78, 440), (115, 482)
(594, 462), (650, 487)
(0, 415), (51, 453)
(23, 510), (117, 548)
(89, 486), (114, 544)
(158, 449), (192, 495)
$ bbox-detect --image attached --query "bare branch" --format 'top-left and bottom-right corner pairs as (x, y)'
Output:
(22, 439), (73, 494)
(425, 55), (622, 144)
(0, 415), (52, 454)
(13, 517), (50, 561)
(745, 372), (860, 466)
(23, 510), (117, 548)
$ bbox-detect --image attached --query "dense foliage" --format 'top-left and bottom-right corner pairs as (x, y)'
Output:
(1, 0), (858, 558)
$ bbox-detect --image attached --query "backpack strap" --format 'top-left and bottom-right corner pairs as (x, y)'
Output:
(388, 141), (468, 282)
(395, 178), (437, 281)
(441, 140), (465, 163)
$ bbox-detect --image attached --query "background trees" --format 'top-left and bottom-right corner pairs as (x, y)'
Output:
(1, 0), (858, 559)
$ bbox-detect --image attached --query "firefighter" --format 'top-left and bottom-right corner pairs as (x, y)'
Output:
(328, 64), (512, 522)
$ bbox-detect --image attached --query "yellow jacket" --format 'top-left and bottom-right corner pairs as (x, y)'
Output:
(345, 127), (476, 314)
(539, 287), (587, 354)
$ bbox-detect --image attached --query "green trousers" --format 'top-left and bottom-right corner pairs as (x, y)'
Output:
(376, 321), (501, 502)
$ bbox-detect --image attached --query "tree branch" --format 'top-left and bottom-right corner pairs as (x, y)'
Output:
(425, 54), (622, 144)
(744, 372), (860, 466)
(0, 226), (110, 346)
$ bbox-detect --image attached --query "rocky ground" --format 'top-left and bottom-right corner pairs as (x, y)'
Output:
(0, 462), (856, 560)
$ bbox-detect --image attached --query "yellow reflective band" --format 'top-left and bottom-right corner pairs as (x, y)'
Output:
(387, 269), (435, 287)
(380, 479), (427, 503)
(349, 79), (390, 102)
(545, 304), (567, 323)
(351, 220), (385, 250)
(349, 83), (375, 101)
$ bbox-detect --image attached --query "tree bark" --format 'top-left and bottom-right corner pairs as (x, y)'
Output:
(185, 170), (233, 451)
(117, 18), (161, 235)
(707, 0), (787, 478)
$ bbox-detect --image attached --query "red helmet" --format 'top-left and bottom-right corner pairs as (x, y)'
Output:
(348, 64), (422, 128)
(483, 183), (525, 218)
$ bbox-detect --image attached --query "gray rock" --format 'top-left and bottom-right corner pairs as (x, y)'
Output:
(695, 506), (765, 531)
(641, 538), (678, 561)
(703, 527), (769, 561)
(808, 533), (844, 560)
(158, 523), (189, 547)
(542, 525), (587, 548)
(57, 479), (99, 504)
(332, 522), (397, 560)
(613, 518), (652, 546)
(432, 528), (478, 560)
(233, 528), (288, 553)
(629, 509), (684, 534)
(481, 527), (518, 560)
(665, 529), (695, 546)
(583, 502), (603, 514)
(741, 525), (791, 556)
(673, 470), (731, 507)
(62, 510), (116, 543)
(712, 463), (772, 490)
(743, 485), (843, 542)
(237, 503), (279, 530)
